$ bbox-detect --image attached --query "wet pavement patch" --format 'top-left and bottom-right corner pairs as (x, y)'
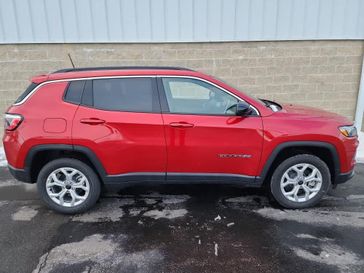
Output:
(32, 234), (163, 273)
(0, 164), (364, 273)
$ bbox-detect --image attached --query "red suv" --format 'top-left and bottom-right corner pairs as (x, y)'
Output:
(3, 67), (359, 214)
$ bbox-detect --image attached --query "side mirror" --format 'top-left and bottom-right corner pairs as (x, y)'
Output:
(236, 101), (253, 116)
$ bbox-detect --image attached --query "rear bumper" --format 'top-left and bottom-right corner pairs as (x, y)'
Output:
(8, 165), (32, 183)
(334, 169), (355, 184)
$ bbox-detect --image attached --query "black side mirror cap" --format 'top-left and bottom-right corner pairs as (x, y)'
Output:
(236, 101), (253, 116)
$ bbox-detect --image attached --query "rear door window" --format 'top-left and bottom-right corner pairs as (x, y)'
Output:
(92, 77), (159, 112)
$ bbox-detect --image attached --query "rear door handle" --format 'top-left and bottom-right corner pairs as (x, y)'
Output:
(169, 122), (194, 128)
(80, 118), (105, 125)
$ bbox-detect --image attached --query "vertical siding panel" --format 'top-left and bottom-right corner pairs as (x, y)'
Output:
(357, 0), (364, 38)
(89, 0), (108, 42)
(14, 0), (33, 42)
(194, 0), (208, 41)
(120, 0), (138, 41)
(106, 0), (123, 41)
(164, 0), (179, 41)
(276, 0), (293, 39)
(43, 0), (64, 42)
(221, 0), (235, 41)
(0, 0), (19, 42)
(317, 0), (333, 39)
(135, 0), (151, 42)
(150, 0), (165, 41)
(29, 0), (49, 42)
(75, 0), (95, 42)
(262, 0), (278, 40)
(344, 0), (360, 39)
(332, 0), (346, 38)
(179, 0), (193, 41)
(291, 0), (305, 39)
(207, 0), (222, 41)
(60, 0), (78, 42)
(303, 0), (320, 38)
(235, 0), (250, 40)
(249, 0), (264, 40)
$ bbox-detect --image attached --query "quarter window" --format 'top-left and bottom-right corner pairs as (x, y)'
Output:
(162, 78), (239, 115)
(92, 78), (157, 112)
(64, 81), (85, 104)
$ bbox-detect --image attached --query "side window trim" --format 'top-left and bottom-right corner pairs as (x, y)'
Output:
(156, 77), (170, 113)
(157, 76), (258, 116)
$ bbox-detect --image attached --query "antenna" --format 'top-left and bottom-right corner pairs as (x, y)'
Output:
(67, 53), (76, 68)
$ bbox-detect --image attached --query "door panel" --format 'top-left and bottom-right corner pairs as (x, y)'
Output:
(159, 77), (264, 177)
(73, 107), (166, 175)
(163, 114), (263, 176)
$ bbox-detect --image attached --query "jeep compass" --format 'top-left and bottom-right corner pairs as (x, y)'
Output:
(2, 67), (359, 213)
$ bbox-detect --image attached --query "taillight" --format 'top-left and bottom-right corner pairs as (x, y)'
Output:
(4, 113), (23, 131)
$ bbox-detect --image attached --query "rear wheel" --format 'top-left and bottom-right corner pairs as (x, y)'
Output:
(37, 158), (101, 214)
(270, 154), (330, 209)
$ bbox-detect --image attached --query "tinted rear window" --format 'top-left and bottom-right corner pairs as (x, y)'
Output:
(14, 82), (38, 104)
(64, 81), (85, 104)
(92, 78), (157, 112)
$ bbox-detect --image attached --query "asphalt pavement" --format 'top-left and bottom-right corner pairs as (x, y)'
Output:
(0, 164), (363, 273)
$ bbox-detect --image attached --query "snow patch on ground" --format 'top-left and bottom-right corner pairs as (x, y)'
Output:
(292, 243), (363, 273)
(11, 206), (38, 221)
(0, 146), (7, 167)
(295, 233), (333, 242)
(256, 207), (364, 228)
(32, 234), (163, 273)
(357, 131), (364, 163)
(0, 179), (22, 187)
(142, 209), (188, 220)
(346, 194), (364, 200)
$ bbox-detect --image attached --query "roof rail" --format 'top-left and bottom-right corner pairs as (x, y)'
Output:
(53, 66), (193, 73)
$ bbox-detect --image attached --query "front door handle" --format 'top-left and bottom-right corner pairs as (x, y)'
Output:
(80, 118), (105, 125)
(169, 122), (194, 128)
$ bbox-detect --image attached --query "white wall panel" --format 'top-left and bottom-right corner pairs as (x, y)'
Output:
(0, 0), (363, 43)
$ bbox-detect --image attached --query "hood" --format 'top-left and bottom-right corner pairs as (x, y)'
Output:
(280, 103), (352, 124)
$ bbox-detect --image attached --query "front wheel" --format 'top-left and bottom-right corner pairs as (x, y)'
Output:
(270, 154), (331, 209)
(37, 158), (101, 214)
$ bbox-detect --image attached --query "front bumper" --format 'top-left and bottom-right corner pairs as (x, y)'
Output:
(334, 169), (355, 184)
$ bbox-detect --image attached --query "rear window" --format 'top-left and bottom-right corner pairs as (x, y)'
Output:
(64, 81), (86, 104)
(14, 82), (38, 104)
(92, 78), (157, 112)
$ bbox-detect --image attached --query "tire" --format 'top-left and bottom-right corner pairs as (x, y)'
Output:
(270, 154), (330, 209)
(37, 158), (101, 214)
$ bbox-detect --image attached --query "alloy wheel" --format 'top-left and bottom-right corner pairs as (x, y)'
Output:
(280, 163), (323, 203)
(45, 167), (90, 207)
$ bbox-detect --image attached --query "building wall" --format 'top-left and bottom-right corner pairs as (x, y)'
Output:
(1, 0), (363, 43)
(0, 40), (363, 136)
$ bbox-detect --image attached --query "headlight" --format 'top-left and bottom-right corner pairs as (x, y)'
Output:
(339, 125), (357, 137)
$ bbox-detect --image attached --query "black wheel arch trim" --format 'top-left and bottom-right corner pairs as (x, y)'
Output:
(256, 141), (341, 184)
(23, 144), (108, 183)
